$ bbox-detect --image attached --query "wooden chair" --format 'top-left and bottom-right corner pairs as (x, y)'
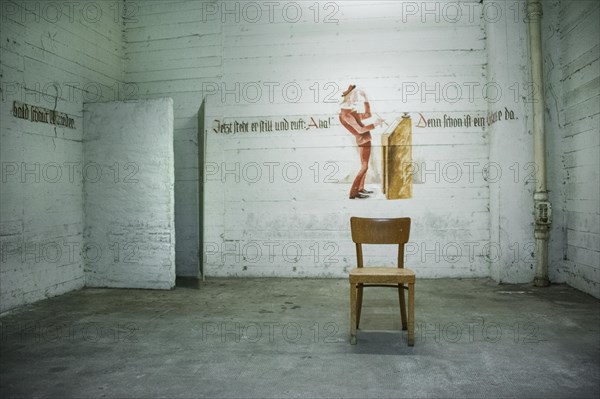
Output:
(349, 217), (415, 345)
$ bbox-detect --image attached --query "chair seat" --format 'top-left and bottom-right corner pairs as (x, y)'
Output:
(350, 267), (415, 284)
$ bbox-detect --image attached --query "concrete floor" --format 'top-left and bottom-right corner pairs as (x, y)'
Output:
(1, 278), (599, 398)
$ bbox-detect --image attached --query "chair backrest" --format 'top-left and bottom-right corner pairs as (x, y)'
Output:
(350, 217), (411, 268)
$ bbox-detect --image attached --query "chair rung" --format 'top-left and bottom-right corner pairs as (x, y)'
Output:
(358, 284), (409, 289)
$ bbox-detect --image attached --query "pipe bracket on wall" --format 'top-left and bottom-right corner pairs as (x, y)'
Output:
(534, 199), (552, 226)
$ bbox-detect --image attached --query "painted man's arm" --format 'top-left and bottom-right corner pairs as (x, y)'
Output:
(340, 114), (375, 135)
(357, 102), (372, 120)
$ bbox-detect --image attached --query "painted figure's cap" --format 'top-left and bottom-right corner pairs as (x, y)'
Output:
(342, 84), (356, 97)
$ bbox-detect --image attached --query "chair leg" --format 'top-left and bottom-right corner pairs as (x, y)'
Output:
(407, 282), (415, 346)
(356, 283), (363, 329)
(350, 282), (357, 344)
(398, 283), (407, 331)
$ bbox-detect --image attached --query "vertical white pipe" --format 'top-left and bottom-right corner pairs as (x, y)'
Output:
(527, 0), (551, 286)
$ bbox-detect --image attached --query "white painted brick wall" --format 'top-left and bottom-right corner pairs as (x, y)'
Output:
(123, 1), (223, 277)
(545, 0), (599, 297)
(83, 98), (175, 289)
(204, 0), (491, 278)
(485, 0), (535, 283)
(0, 1), (125, 313)
(125, 0), (570, 280)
